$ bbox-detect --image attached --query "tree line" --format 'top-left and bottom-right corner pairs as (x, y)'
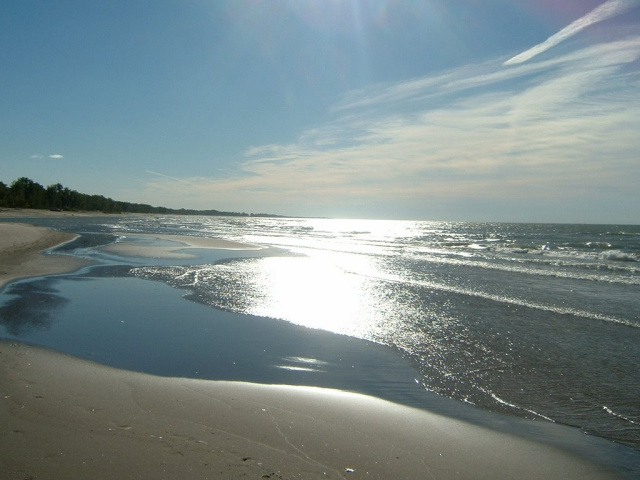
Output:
(0, 177), (280, 217)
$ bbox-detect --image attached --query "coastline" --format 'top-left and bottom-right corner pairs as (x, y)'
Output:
(0, 340), (621, 479)
(0, 207), (118, 219)
(0, 222), (89, 289)
(0, 215), (630, 478)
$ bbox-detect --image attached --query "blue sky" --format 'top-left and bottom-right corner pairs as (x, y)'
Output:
(2, 0), (639, 223)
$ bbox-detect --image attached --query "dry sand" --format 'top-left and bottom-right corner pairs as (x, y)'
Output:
(0, 218), (625, 479)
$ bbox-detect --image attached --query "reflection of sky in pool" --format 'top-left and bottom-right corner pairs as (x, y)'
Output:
(0, 269), (431, 412)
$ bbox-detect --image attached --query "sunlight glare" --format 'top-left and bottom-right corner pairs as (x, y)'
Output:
(247, 255), (375, 336)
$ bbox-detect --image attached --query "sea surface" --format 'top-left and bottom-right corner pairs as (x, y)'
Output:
(1, 215), (639, 474)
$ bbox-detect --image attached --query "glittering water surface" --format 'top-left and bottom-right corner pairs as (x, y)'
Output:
(128, 217), (640, 451)
(1, 215), (639, 453)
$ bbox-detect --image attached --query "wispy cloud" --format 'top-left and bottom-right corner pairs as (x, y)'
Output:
(49, 154), (64, 159)
(504, 0), (638, 65)
(146, 170), (186, 182)
(143, 33), (640, 219)
(145, 170), (199, 189)
(240, 38), (640, 189)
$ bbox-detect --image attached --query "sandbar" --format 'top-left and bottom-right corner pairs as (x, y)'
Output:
(0, 222), (88, 289)
(101, 233), (263, 259)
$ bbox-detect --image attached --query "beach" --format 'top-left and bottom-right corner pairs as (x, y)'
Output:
(0, 221), (88, 289)
(0, 216), (631, 479)
(0, 340), (621, 479)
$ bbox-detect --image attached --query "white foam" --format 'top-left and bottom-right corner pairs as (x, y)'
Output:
(478, 387), (556, 423)
(603, 406), (640, 426)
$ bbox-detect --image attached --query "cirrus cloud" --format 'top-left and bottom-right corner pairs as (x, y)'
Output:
(504, 0), (638, 65)
(143, 30), (640, 221)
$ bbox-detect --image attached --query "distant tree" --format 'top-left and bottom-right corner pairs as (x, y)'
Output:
(1, 176), (285, 217)
(9, 177), (46, 208)
(8, 179), (26, 208)
(46, 183), (64, 209)
(0, 181), (7, 207)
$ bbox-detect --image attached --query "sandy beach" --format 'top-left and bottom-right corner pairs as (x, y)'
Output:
(0, 218), (626, 479)
(0, 340), (622, 480)
(0, 222), (88, 289)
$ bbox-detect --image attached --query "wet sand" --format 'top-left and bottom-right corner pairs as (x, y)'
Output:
(0, 340), (622, 480)
(0, 218), (625, 479)
(101, 233), (264, 259)
(0, 222), (88, 289)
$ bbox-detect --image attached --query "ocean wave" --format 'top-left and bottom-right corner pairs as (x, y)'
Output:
(599, 250), (639, 262)
(603, 406), (640, 426)
(609, 231), (640, 237)
(342, 262), (640, 328)
(494, 246), (542, 255)
(400, 278), (640, 329)
(477, 387), (556, 422)
(407, 252), (640, 285)
(491, 245), (638, 264)
(585, 241), (613, 248)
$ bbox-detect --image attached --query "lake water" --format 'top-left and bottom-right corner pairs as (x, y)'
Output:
(1, 215), (639, 476)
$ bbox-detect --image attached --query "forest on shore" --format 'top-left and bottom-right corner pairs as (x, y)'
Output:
(0, 177), (281, 217)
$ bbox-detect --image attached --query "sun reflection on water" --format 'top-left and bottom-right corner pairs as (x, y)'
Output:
(246, 254), (381, 338)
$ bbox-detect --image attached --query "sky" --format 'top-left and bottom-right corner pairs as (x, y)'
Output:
(1, 0), (639, 223)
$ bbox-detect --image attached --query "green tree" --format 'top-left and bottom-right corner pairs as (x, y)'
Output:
(46, 183), (64, 209)
(9, 177), (46, 208)
(0, 181), (8, 207)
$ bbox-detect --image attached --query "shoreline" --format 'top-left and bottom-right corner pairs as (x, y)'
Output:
(0, 222), (89, 289)
(0, 340), (622, 479)
(0, 207), (124, 219)
(0, 217), (632, 478)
